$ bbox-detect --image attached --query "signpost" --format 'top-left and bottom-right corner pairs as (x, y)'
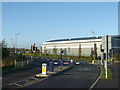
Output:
(105, 35), (108, 79)
(102, 35), (112, 79)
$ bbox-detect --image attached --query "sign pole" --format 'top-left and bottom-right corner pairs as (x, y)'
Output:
(105, 35), (108, 79)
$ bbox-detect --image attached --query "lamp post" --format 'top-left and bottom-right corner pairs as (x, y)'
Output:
(15, 33), (20, 53)
(11, 39), (15, 54)
(11, 39), (14, 48)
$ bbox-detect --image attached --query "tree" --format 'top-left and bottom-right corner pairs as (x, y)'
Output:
(94, 43), (97, 59)
(64, 48), (67, 56)
(78, 44), (81, 58)
(1, 40), (10, 59)
(53, 46), (57, 55)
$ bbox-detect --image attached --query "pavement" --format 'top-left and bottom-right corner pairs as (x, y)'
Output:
(93, 63), (120, 89)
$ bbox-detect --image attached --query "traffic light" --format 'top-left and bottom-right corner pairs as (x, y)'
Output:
(100, 44), (104, 52)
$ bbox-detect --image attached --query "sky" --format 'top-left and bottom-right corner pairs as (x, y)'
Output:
(2, 2), (118, 49)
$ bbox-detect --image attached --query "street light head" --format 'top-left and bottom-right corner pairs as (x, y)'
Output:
(91, 31), (95, 35)
(18, 33), (20, 35)
(16, 33), (20, 35)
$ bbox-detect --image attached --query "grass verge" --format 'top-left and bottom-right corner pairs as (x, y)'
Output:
(100, 67), (112, 79)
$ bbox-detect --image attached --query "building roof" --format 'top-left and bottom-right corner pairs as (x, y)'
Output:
(46, 36), (102, 42)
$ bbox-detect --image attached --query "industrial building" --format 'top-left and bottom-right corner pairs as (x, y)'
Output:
(43, 35), (120, 59)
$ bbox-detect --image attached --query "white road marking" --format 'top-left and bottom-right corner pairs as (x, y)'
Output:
(89, 65), (102, 90)
(9, 83), (22, 87)
(30, 77), (41, 81)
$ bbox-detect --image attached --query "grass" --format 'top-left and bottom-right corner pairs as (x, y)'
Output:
(2, 64), (38, 73)
(23, 53), (92, 62)
(2, 53), (93, 72)
(100, 67), (112, 79)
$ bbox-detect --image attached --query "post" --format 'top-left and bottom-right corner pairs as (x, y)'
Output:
(105, 35), (108, 79)
(15, 33), (20, 53)
(15, 59), (16, 67)
(101, 52), (103, 66)
(22, 59), (23, 67)
(40, 46), (42, 57)
(61, 52), (62, 61)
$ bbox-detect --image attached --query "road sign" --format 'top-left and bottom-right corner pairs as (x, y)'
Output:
(42, 63), (47, 75)
(102, 35), (112, 50)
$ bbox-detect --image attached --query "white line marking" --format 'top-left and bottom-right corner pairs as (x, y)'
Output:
(89, 65), (102, 90)
(23, 77), (48, 87)
(30, 77), (41, 81)
(13, 83), (22, 87)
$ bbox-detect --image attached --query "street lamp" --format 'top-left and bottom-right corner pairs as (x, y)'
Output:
(11, 39), (14, 48)
(15, 33), (20, 53)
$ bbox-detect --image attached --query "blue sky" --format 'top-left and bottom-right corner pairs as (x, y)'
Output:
(2, 2), (118, 49)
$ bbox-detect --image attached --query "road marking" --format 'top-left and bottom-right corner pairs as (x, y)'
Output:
(23, 77), (47, 87)
(30, 77), (41, 81)
(89, 65), (102, 90)
(10, 83), (22, 87)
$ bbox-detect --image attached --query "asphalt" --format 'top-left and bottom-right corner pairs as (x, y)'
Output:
(93, 63), (120, 89)
(2, 65), (72, 88)
(25, 64), (100, 88)
(4, 62), (117, 89)
(2, 66), (41, 87)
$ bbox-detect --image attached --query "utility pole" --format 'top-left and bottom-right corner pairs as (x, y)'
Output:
(11, 39), (14, 48)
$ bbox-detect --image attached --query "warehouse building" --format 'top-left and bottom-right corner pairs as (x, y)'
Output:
(43, 35), (120, 59)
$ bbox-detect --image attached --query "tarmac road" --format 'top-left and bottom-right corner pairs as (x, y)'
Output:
(2, 66), (41, 87)
(26, 63), (100, 88)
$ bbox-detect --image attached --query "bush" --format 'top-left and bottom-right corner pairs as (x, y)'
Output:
(113, 54), (120, 63)
(2, 56), (15, 67)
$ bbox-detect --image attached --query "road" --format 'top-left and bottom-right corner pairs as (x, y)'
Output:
(26, 63), (100, 88)
(2, 56), (48, 87)
(2, 66), (41, 87)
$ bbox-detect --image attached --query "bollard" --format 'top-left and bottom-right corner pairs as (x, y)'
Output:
(58, 59), (63, 69)
(92, 60), (94, 64)
(42, 63), (47, 75)
(49, 59), (54, 72)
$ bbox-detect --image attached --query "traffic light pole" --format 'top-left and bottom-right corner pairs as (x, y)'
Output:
(60, 49), (63, 61)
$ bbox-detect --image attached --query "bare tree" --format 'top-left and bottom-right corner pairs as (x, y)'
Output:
(53, 46), (57, 55)
(94, 43), (97, 59)
(78, 44), (81, 58)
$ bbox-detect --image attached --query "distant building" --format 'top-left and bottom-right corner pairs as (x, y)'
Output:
(31, 43), (37, 53)
(43, 35), (120, 59)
